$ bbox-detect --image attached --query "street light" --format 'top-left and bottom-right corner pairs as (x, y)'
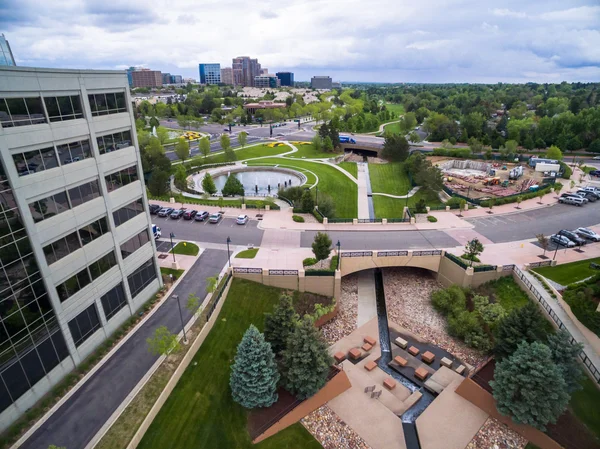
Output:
(172, 294), (188, 343)
(336, 240), (341, 271)
(226, 236), (232, 268)
(169, 232), (176, 263)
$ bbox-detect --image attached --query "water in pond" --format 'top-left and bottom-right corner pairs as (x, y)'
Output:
(213, 170), (303, 195)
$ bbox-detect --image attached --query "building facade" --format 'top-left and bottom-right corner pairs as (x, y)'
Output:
(0, 67), (162, 431)
(253, 75), (280, 89)
(232, 57), (261, 87)
(0, 35), (15, 67)
(311, 76), (333, 89)
(220, 67), (233, 85)
(199, 64), (221, 85)
(276, 72), (294, 87)
(131, 70), (162, 88)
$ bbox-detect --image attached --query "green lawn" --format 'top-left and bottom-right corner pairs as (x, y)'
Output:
(372, 189), (443, 218)
(170, 242), (200, 256)
(285, 143), (340, 160)
(193, 144), (290, 165)
(247, 158), (358, 218)
(338, 162), (358, 179)
(533, 257), (600, 286)
(570, 376), (600, 440)
(235, 248), (258, 259)
(382, 122), (404, 135)
(385, 103), (405, 116)
(475, 276), (530, 313)
(159, 267), (185, 279)
(137, 279), (322, 449)
(369, 163), (411, 195)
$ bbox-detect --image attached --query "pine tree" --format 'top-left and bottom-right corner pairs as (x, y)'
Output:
(264, 295), (298, 356)
(494, 301), (549, 359)
(281, 316), (331, 400)
(222, 175), (244, 196)
(202, 173), (217, 195)
(546, 330), (583, 393)
(230, 325), (279, 409)
(491, 341), (570, 431)
(312, 232), (332, 262)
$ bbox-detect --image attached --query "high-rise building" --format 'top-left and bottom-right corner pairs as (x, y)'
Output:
(276, 72), (294, 87)
(174, 75), (182, 84)
(0, 34), (15, 67)
(254, 74), (280, 88)
(232, 56), (262, 87)
(0, 66), (161, 430)
(125, 67), (136, 87)
(260, 68), (269, 75)
(311, 76), (333, 89)
(131, 69), (162, 88)
(162, 73), (172, 84)
(220, 67), (233, 85)
(199, 63), (221, 85)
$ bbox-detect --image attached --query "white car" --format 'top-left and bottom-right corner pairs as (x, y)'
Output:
(593, 156), (600, 160)
(236, 214), (249, 225)
(575, 227), (600, 242)
(208, 212), (222, 223)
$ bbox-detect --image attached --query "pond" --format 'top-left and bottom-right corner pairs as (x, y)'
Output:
(213, 169), (303, 195)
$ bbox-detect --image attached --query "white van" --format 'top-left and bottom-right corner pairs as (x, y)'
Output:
(152, 224), (162, 239)
(559, 196), (585, 207)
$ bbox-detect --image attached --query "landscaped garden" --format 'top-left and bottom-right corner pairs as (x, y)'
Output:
(533, 257), (600, 285)
(189, 143), (291, 166)
(170, 241), (200, 256)
(372, 190), (442, 218)
(338, 161), (358, 179)
(369, 163), (411, 196)
(284, 143), (340, 160)
(235, 248), (259, 259)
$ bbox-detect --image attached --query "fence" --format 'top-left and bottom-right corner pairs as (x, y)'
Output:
(207, 273), (232, 319)
(412, 250), (443, 256)
(233, 267), (262, 274)
(305, 270), (335, 277)
(529, 260), (552, 268)
(444, 251), (470, 269)
(268, 269), (299, 276)
(514, 266), (600, 384)
(357, 218), (383, 223)
(341, 251), (374, 258)
(473, 265), (497, 273)
(328, 218), (353, 223)
(377, 250), (409, 257)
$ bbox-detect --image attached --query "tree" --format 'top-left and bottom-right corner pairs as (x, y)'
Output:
(301, 189), (315, 212)
(199, 137), (211, 160)
(491, 341), (570, 431)
(186, 293), (202, 317)
(147, 326), (180, 358)
(206, 276), (218, 293)
(174, 164), (188, 190)
(142, 137), (171, 173)
(589, 139), (600, 154)
(220, 133), (231, 152)
(381, 134), (410, 162)
(156, 126), (169, 145)
(418, 165), (443, 193)
(458, 199), (466, 217)
(494, 301), (550, 359)
(230, 325), (279, 409)
(264, 294), (298, 356)
(311, 134), (323, 152)
(516, 195), (523, 209)
(546, 330), (583, 394)
(505, 140), (518, 154)
(408, 131), (421, 143)
(546, 145), (563, 160)
(238, 131), (248, 148)
(323, 136), (334, 152)
(149, 116), (160, 129)
(464, 238), (484, 266)
(174, 138), (190, 162)
(536, 234), (549, 258)
(553, 182), (563, 194)
(221, 175), (244, 196)
(312, 232), (332, 262)
(148, 168), (170, 197)
(202, 173), (217, 195)
(317, 193), (336, 218)
(48, 446), (66, 449)
(281, 316), (331, 400)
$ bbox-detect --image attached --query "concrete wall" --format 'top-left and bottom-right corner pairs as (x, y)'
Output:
(455, 378), (563, 449)
(233, 269), (340, 300)
(437, 256), (469, 287)
(252, 368), (352, 444)
(340, 251), (442, 277)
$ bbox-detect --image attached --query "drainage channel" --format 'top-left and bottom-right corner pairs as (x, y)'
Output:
(362, 161), (375, 219)
(372, 268), (434, 449)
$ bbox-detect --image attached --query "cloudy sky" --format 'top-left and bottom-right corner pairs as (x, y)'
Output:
(1, 0), (599, 83)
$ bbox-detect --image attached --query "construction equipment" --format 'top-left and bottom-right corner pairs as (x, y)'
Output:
(501, 180), (510, 188)
(484, 177), (500, 186)
(509, 165), (524, 180)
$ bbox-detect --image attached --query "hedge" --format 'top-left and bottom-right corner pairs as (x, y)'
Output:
(479, 185), (553, 207)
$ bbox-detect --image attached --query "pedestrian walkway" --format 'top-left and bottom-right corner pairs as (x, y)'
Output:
(359, 162), (373, 219)
(357, 270), (377, 327)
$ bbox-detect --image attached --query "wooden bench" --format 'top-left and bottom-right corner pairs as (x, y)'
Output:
(394, 337), (408, 349)
(408, 346), (420, 356)
(415, 367), (429, 381)
(364, 335), (377, 346)
(421, 351), (435, 364)
(349, 348), (362, 360)
(334, 351), (346, 363)
(364, 360), (377, 371)
(440, 357), (453, 368)
(383, 378), (396, 390)
(394, 356), (408, 367)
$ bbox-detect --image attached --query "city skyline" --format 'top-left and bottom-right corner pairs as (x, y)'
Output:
(0, 0), (599, 83)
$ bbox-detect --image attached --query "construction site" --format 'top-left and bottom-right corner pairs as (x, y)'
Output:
(434, 158), (548, 201)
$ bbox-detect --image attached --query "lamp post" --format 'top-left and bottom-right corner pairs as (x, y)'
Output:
(336, 240), (341, 270)
(169, 232), (176, 263)
(316, 185), (319, 208)
(173, 294), (187, 343)
(226, 236), (231, 268)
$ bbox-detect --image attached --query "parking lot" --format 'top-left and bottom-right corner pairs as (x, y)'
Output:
(151, 214), (264, 247)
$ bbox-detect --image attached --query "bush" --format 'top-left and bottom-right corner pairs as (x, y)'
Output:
(303, 257), (317, 267)
(479, 185), (553, 207)
(446, 197), (462, 209)
(292, 215), (305, 223)
(432, 147), (472, 158)
(415, 198), (427, 213)
(559, 161), (572, 179)
(431, 285), (466, 315)
(221, 175), (244, 196)
(562, 287), (600, 337)
(448, 309), (482, 339)
(317, 193), (336, 218)
(427, 215), (437, 222)
(461, 253), (480, 263)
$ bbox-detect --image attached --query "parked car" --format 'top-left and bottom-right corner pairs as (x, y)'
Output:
(589, 170), (600, 177)
(194, 211), (209, 221)
(170, 209), (185, 219)
(582, 186), (600, 194)
(183, 209), (198, 220)
(593, 156), (600, 160)
(149, 204), (162, 215)
(558, 196), (585, 206)
(209, 212), (222, 223)
(560, 192), (588, 203)
(557, 230), (586, 246)
(575, 227), (600, 242)
(576, 190), (598, 202)
(551, 234), (576, 248)
(236, 214), (249, 225)
(158, 207), (174, 217)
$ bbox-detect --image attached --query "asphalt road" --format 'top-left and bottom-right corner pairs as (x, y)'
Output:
(21, 249), (228, 449)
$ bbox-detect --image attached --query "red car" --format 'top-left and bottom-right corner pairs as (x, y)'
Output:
(183, 209), (198, 220)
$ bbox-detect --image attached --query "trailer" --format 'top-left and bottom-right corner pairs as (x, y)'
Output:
(339, 136), (356, 144)
(509, 165), (524, 180)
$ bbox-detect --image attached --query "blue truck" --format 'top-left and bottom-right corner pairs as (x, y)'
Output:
(339, 135), (356, 144)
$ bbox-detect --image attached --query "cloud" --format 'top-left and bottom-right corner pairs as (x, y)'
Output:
(1, 0), (599, 82)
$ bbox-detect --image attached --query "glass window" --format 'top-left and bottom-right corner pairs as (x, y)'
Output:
(113, 198), (144, 227)
(44, 96), (83, 122)
(100, 283), (128, 321)
(25, 98), (46, 125)
(79, 217), (109, 245)
(71, 95), (83, 117)
(115, 92), (126, 111)
(57, 139), (92, 165)
(88, 92), (127, 117)
(105, 166), (138, 192)
(43, 231), (81, 265)
(43, 97), (60, 122)
(12, 146), (58, 177)
(120, 229), (150, 259)
(56, 268), (91, 302)
(29, 190), (69, 223)
(106, 93), (117, 111)
(127, 258), (157, 299)
(97, 129), (132, 155)
(67, 303), (101, 347)
(88, 251), (116, 280)
(67, 180), (101, 208)
(0, 97), (47, 127)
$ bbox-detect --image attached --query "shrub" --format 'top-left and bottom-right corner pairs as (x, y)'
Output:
(221, 175), (244, 196)
(317, 193), (336, 218)
(494, 301), (551, 359)
(431, 285), (466, 315)
(448, 309), (482, 339)
(415, 199), (427, 214)
(461, 253), (480, 263)
(292, 215), (305, 223)
(562, 289), (600, 337)
(559, 161), (572, 179)
(446, 197), (462, 209)
(303, 257), (317, 267)
(427, 215), (437, 222)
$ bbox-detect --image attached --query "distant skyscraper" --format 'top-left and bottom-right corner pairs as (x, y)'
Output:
(131, 69), (162, 88)
(232, 56), (261, 87)
(276, 72), (294, 87)
(254, 74), (280, 88)
(220, 67), (233, 85)
(125, 67), (136, 87)
(162, 73), (172, 84)
(311, 76), (333, 89)
(0, 34), (16, 66)
(260, 68), (269, 75)
(199, 63), (221, 85)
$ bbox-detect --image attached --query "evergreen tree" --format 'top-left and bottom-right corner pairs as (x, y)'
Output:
(230, 325), (279, 409)
(202, 173), (217, 195)
(281, 316), (331, 400)
(381, 134), (410, 162)
(301, 189), (315, 212)
(148, 168), (170, 196)
(174, 137), (190, 162)
(264, 295), (298, 356)
(546, 330), (583, 393)
(312, 232), (332, 261)
(222, 175), (244, 196)
(491, 341), (570, 431)
(494, 302), (550, 359)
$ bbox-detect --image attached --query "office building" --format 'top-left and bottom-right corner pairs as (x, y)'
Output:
(276, 72), (294, 87)
(220, 67), (233, 85)
(243, 100), (286, 115)
(260, 68), (269, 75)
(232, 56), (261, 87)
(161, 74), (183, 85)
(311, 76), (333, 89)
(254, 74), (280, 89)
(162, 73), (172, 84)
(173, 75), (182, 84)
(0, 66), (161, 430)
(131, 69), (162, 88)
(199, 63), (221, 85)
(0, 35), (15, 67)
(125, 67), (136, 87)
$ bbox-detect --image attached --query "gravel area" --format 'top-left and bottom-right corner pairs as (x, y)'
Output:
(382, 267), (487, 367)
(293, 212), (319, 224)
(305, 257), (333, 270)
(321, 273), (358, 344)
(466, 418), (528, 449)
(302, 405), (371, 449)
